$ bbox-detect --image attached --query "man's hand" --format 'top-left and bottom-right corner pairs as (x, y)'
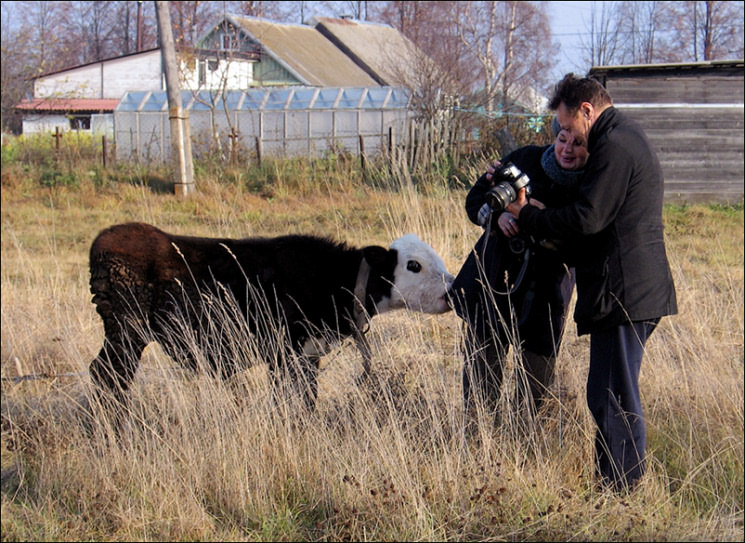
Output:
(497, 211), (520, 237)
(506, 187), (531, 218)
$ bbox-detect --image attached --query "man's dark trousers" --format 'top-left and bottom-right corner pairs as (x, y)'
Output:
(587, 319), (659, 492)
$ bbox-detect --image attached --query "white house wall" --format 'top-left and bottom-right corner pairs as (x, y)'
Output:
(102, 51), (163, 98)
(34, 50), (163, 100)
(33, 51), (255, 104)
(22, 114), (69, 134)
(181, 58), (254, 90)
(35, 63), (103, 99)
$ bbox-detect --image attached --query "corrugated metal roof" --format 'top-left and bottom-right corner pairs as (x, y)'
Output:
(15, 98), (120, 112)
(589, 59), (744, 75)
(228, 15), (379, 87)
(311, 17), (420, 86)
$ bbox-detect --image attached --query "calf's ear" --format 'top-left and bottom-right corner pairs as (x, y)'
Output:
(362, 245), (391, 267)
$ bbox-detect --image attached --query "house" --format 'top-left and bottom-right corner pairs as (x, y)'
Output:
(589, 59), (744, 204)
(198, 15), (378, 87)
(16, 14), (427, 142)
(15, 43), (263, 134)
(16, 48), (163, 134)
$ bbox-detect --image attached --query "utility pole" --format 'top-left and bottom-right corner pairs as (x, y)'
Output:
(155, 0), (195, 196)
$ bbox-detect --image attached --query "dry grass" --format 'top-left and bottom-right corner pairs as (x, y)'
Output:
(1, 158), (743, 541)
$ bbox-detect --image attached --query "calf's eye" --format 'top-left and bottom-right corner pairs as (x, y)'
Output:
(406, 260), (422, 273)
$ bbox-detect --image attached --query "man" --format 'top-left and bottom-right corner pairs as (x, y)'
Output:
(506, 74), (677, 492)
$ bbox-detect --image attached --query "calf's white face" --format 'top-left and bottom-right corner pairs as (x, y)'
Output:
(384, 234), (454, 314)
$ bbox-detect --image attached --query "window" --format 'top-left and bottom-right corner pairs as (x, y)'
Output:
(198, 59), (206, 86)
(222, 33), (238, 50)
(69, 115), (91, 130)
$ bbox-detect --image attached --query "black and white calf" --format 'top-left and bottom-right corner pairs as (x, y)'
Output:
(88, 222), (453, 409)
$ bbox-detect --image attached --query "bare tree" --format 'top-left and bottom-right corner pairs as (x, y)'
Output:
(580, 1), (623, 68)
(371, 1), (480, 102)
(64, 1), (119, 63)
(616, 1), (673, 64)
(456, 1), (555, 115)
(669, 1), (744, 61)
(15, 1), (71, 74)
(330, 1), (370, 19)
(578, 1), (742, 66)
(110, 1), (158, 55)
(1, 4), (35, 132)
(169, 1), (226, 47)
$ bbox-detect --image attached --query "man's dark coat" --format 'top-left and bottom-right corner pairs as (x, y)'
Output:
(518, 107), (678, 334)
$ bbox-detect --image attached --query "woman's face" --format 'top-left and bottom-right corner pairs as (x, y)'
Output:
(554, 129), (589, 170)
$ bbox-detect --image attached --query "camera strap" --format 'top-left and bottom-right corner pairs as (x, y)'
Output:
(481, 207), (531, 296)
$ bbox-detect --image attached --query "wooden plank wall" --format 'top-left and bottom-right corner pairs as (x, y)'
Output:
(596, 65), (744, 204)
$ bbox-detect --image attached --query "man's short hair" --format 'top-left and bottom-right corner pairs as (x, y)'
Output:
(549, 73), (612, 112)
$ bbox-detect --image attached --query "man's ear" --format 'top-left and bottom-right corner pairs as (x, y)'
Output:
(362, 245), (390, 267)
(581, 101), (594, 120)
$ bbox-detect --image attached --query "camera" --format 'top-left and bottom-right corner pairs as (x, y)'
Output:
(485, 163), (531, 212)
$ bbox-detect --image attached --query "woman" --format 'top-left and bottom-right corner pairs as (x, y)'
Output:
(451, 119), (589, 417)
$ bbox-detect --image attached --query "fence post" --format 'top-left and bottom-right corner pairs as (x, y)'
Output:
(388, 126), (395, 175)
(52, 126), (63, 161)
(359, 134), (366, 174)
(102, 135), (107, 168)
(409, 121), (417, 168)
(255, 136), (262, 165)
(229, 128), (238, 165)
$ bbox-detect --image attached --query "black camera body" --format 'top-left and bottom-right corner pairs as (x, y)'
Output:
(485, 162), (531, 212)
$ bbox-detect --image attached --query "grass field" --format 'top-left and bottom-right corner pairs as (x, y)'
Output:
(1, 146), (743, 541)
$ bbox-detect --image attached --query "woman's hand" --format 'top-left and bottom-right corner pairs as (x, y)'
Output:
(497, 211), (520, 237)
(485, 160), (502, 184)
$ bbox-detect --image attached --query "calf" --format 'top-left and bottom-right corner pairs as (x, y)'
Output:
(88, 222), (453, 410)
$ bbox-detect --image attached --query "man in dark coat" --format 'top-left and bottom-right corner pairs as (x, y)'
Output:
(507, 74), (678, 492)
(451, 119), (587, 418)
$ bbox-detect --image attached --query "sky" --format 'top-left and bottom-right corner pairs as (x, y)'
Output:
(546, 1), (597, 79)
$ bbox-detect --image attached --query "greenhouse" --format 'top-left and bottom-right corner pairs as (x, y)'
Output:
(114, 86), (412, 162)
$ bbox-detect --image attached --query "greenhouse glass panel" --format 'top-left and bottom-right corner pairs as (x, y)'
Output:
(287, 111), (308, 137)
(262, 112), (285, 139)
(224, 90), (243, 110)
(117, 91), (149, 111)
(309, 111), (333, 137)
(336, 111), (358, 134)
(387, 88), (410, 108)
(312, 88), (340, 109)
(180, 90), (195, 107)
(288, 88), (317, 110)
(362, 87), (390, 109)
(241, 89), (266, 110)
(338, 88), (365, 108)
(264, 88), (292, 110)
(190, 90), (221, 111)
(141, 92), (168, 112)
(359, 111), (382, 134)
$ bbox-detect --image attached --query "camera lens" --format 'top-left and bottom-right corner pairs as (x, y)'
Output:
(486, 183), (515, 211)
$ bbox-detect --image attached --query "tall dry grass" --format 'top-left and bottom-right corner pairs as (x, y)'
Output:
(1, 154), (743, 541)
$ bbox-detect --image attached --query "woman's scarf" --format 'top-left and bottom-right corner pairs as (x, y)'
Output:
(541, 144), (584, 187)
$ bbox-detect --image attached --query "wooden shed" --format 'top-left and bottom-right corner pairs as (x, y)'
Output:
(589, 60), (744, 204)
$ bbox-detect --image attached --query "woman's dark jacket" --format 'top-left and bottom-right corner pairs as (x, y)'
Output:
(452, 144), (578, 357)
(518, 107), (678, 335)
